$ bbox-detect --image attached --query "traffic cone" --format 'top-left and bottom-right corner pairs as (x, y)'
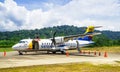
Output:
(80, 50), (82, 54)
(104, 52), (108, 57)
(94, 51), (96, 56)
(3, 51), (6, 57)
(66, 51), (69, 57)
(88, 51), (90, 55)
(83, 50), (85, 54)
(98, 52), (101, 56)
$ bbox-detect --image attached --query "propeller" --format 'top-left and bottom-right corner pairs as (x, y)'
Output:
(51, 32), (56, 47)
(76, 41), (81, 53)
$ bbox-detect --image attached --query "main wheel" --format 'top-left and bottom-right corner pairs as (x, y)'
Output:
(47, 51), (50, 54)
(52, 51), (56, 54)
(61, 51), (65, 54)
(18, 51), (23, 55)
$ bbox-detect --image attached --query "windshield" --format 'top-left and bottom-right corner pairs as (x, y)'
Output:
(19, 41), (28, 43)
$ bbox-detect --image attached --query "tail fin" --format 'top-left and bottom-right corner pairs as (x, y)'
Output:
(77, 26), (102, 41)
(84, 26), (102, 34)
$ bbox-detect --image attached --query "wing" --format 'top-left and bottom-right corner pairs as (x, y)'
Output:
(64, 32), (101, 42)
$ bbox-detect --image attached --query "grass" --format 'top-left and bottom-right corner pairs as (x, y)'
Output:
(115, 61), (120, 64)
(0, 46), (120, 52)
(82, 46), (120, 53)
(0, 48), (13, 52)
(0, 63), (120, 72)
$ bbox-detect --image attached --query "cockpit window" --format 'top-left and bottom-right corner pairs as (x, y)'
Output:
(19, 41), (28, 43)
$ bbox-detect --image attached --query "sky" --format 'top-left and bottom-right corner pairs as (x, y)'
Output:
(0, 0), (120, 31)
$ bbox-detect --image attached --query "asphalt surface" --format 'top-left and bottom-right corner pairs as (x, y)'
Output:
(0, 51), (120, 68)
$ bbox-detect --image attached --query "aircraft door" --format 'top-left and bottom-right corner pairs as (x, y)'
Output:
(32, 40), (39, 50)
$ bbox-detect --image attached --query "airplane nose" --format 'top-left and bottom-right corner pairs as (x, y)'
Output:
(12, 45), (15, 48)
(12, 44), (19, 50)
(12, 45), (16, 49)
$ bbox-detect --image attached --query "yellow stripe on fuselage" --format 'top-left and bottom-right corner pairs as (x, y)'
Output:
(28, 41), (32, 49)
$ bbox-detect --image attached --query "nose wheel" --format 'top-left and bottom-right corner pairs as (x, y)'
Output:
(18, 51), (23, 55)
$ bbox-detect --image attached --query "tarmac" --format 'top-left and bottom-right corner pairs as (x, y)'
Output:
(0, 51), (120, 68)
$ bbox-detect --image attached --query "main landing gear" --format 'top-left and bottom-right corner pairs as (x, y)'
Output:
(18, 51), (23, 55)
(52, 51), (56, 54)
(61, 51), (65, 54)
(47, 51), (65, 54)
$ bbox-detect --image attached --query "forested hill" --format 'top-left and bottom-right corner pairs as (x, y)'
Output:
(102, 31), (120, 40)
(0, 25), (120, 47)
(0, 25), (120, 40)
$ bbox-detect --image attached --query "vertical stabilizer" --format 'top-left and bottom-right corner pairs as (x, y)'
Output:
(84, 26), (95, 34)
(84, 26), (102, 34)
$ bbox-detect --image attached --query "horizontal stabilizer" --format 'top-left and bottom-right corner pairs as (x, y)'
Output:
(91, 32), (102, 35)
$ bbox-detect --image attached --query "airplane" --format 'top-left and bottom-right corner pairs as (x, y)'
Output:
(12, 26), (102, 55)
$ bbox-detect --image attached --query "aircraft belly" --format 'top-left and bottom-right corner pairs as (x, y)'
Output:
(69, 47), (76, 50)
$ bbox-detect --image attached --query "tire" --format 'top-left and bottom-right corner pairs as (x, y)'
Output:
(61, 51), (65, 54)
(52, 51), (56, 54)
(18, 51), (23, 55)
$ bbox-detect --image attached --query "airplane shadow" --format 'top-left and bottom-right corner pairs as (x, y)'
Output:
(21, 51), (96, 57)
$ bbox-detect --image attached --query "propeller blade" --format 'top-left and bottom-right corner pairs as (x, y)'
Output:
(76, 41), (80, 53)
(51, 31), (56, 47)
(53, 32), (56, 37)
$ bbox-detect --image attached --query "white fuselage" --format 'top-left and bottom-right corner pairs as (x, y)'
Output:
(12, 38), (94, 52)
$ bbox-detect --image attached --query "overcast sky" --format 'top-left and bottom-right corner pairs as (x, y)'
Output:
(0, 0), (120, 31)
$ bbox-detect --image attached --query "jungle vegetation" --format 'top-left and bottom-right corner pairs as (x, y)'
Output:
(0, 25), (120, 48)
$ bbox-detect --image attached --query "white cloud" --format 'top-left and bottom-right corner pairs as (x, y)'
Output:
(0, 0), (28, 31)
(0, 0), (120, 31)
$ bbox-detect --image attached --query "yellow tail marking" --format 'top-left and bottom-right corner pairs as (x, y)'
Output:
(28, 41), (32, 49)
(85, 26), (95, 34)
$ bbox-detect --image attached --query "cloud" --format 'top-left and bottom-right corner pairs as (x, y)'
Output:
(0, 0), (28, 31)
(0, 0), (120, 31)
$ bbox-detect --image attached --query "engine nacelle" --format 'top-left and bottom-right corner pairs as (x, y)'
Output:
(54, 37), (64, 43)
